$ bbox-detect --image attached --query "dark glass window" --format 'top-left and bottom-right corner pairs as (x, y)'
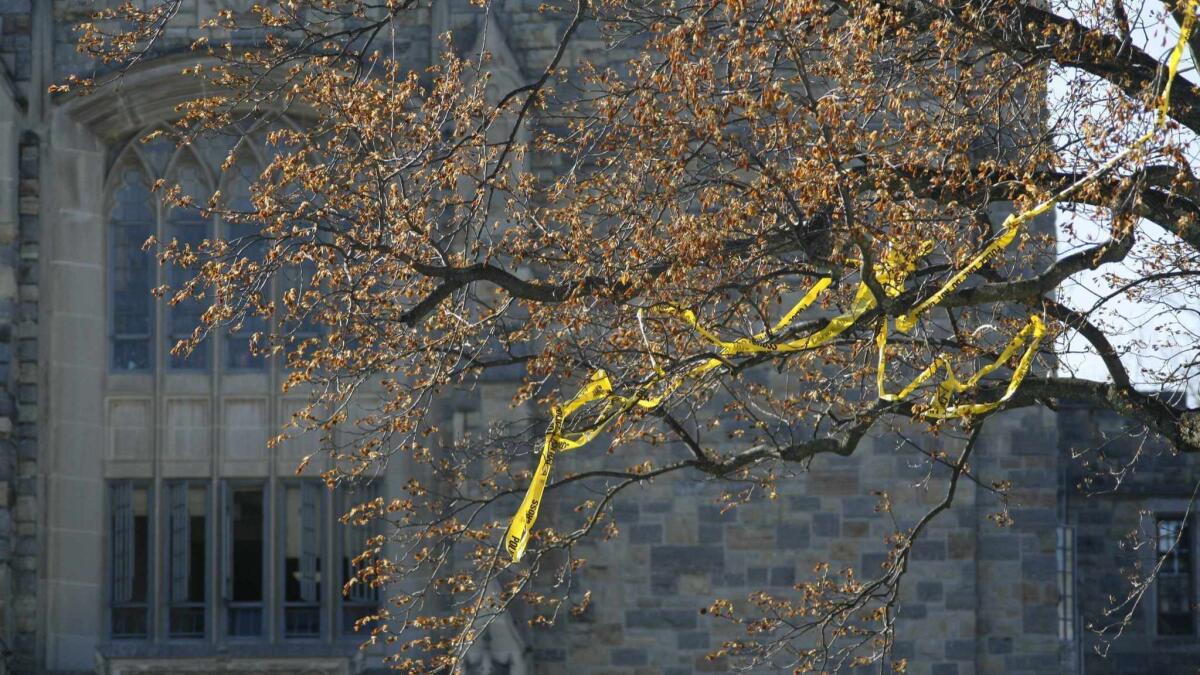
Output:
(110, 482), (152, 638)
(166, 165), (210, 370)
(339, 486), (379, 636)
(280, 260), (323, 352)
(226, 483), (266, 637)
(107, 477), (355, 643)
(139, 131), (175, 175)
(167, 481), (208, 638)
(109, 169), (154, 372)
(1157, 517), (1195, 635)
(282, 481), (323, 638)
(111, 149), (278, 374)
(1056, 526), (1076, 644)
(223, 171), (267, 370)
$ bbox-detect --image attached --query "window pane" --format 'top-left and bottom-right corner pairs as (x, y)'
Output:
(167, 165), (210, 370)
(1056, 526), (1075, 643)
(226, 320), (267, 370)
(283, 481), (323, 638)
(340, 486), (379, 635)
(139, 131), (176, 176)
(1157, 517), (1195, 635)
(281, 261), (322, 345)
(110, 482), (151, 638)
(227, 484), (264, 637)
(111, 606), (149, 639)
(109, 169), (154, 372)
(223, 171), (267, 370)
(168, 482), (207, 638)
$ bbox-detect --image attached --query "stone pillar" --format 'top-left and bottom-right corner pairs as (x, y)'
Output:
(39, 103), (106, 671)
(6, 128), (36, 675)
(0, 70), (15, 675)
(0, 45), (25, 671)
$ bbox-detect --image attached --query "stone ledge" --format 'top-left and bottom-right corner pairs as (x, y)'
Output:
(96, 655), (358, 675)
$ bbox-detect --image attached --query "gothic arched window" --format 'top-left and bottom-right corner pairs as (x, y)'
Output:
(109, 166), (155, 372)
(105, 130), (271, 374)
(101, 123), (377, 647)
(165, 157), (212, 370)
(222, 164), (268, 370)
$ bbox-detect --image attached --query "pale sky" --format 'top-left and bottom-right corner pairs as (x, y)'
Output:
(1051, 0), (1200, 406)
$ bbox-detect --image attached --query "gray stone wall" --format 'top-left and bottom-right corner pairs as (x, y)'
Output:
(0, 2), (1163, 674)
(514, 408), (1064, 675)
(0, 15), (31, 666)
(0, 98), (39, 675)
(6, 128), (37, 675)
(0, 1), (31, 86)
(1061, 404), (1200, 675)
(971, 407), (1062, 674)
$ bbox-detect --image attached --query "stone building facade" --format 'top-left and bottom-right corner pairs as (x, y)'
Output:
(0, 2), (1195, 674)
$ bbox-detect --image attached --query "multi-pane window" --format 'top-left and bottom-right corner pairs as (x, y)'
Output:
(1156, 517), (1195, 635)
(280, 262), (322, 346)
(110, 482), (152, 638)
(1055, 524), (1081, 674)
(226, 483), (267, 638)
(166, 164), (211, 370)
(109, 170), (155, 372)
(339, 487), (380, 635)
(168, 481), (208, 638)
(452, 410), (481, 447)
(281, 481), (324, 638)
(109, 479), (377, 642)
(107, 135), (280, 374)
(1056, 525), (1076, 644)
(104, 124), (368, 653)
(223, 169), (267, 370)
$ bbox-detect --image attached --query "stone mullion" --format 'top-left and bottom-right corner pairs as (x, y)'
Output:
(207, 198), (219, 648)
(152, 151), (166, 646)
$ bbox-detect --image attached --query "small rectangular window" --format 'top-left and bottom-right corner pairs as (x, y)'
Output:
(339, 485), (379, 636)
(226, 318), (266, 370)
(167, 205), (211, 370)
(226, 483), (266, 637)
(168, 481), (208, 638)
(452, 410), (480, 448)
(223, 199), (267, 371)
(110, 481), (152, 638)
(109, 214), (153, 369)
(1156, 517), (1195, 635)
(282, 480), (324, 638)
(280, 262), (323, 349)
(1056, 526), (1076, 643)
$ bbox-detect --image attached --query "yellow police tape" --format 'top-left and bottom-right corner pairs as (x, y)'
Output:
(897, 0), (1196, 332)
(503, 1), (1197, 561)
(504, 247), (920, 560)
(877, 314), (1045, 419)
